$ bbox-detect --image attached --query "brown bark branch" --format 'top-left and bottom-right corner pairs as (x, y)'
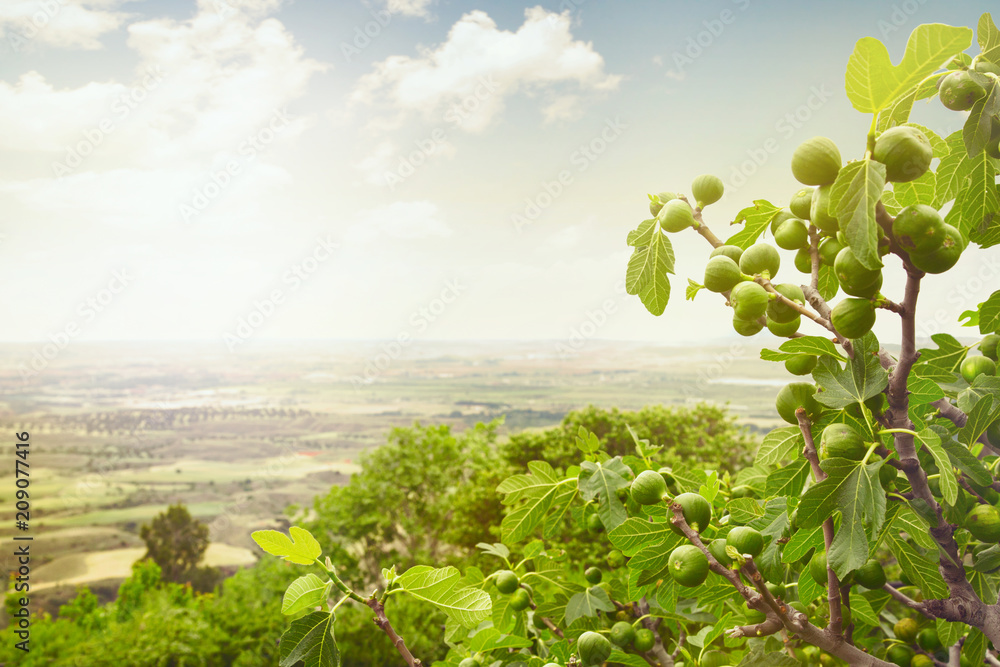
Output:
(882, 583), (933, 619)
(795, 409), (844, 635)
(366, 597), (422, 667)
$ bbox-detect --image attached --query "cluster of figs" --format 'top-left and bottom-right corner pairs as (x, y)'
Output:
(650, 121), (966, 345)
(939, 59), (1000, 157)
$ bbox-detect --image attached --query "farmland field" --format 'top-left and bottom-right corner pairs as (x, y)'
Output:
(0, 339), (800, 609)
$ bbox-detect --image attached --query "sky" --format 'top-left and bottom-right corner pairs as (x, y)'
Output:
(0, 0), (997, 352)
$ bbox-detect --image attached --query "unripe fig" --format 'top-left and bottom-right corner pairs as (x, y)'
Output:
(669, 492), (712, 535)
(808, 550), (827, 585)
(775, 382), (823, 424)
(668, 544), (709, 587)
(841, 271), (882, 299)
(710, 244), (743, 263)
(853, 559), (887, 589)
(729, 281), (769, 320)
(794, 248), (812, 273)
(658, 199), (696, 232)
(727, 526), (764, 557)
(769, 208), (798, 234)
(496, 570), (520, 594)
(818, 237), (845, 266)
(774, 218), (810, 250)
(766, 315), (801, 337)
(873, 126), (933, 183)
(834, 246), (880, 290)
(739, 243), (781, 278)
(649, 191), (678, 216)
(577, 630), (613, 666)
(703, 256), (743, 293)
(766, 283), (805, 323)
(691, 174), (724, 207)
(961, 355), (997, 383)
(981, 333), (1000, 362)
(708, 537), (733, 566)
(785, 354), (818, 376)
(631, 469), (668, 505)
(790, 187), (813, 219)
(892, 204), (946, 254)
(819, 423), (868, 460)
(831, 297), (877, 339)
(939, 70), (987, 111)
(733, 315), (764, 337)
(810, 184), (840, 233)
(976, 59), (1000, 76)
(791, 136), (842, 186)
(908, 223), (964, 274)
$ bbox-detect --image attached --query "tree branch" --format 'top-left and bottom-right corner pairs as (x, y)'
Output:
(795, 409), (843, 635)
(882, 583), (933, 619)
(366, 597), (422, 667)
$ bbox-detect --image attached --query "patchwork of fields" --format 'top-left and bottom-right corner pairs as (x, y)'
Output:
(0, 340), (792, 608)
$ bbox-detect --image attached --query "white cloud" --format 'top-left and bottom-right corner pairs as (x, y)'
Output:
(0, 0), (127, 51)
(345, 201), (451, 246)
(351, 6), (621, 132)
(385, 0), (433, 19)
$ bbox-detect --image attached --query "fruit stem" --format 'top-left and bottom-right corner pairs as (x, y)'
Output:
(861, 442), (880, 466)
(878, 428), (919, 438)
(631, 614), (652, 627)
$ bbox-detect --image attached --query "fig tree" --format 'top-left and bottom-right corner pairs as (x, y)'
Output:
(658, 199), (696, 232)
(739, 243), (781, 278)
(873, 126), (933, 183)
(939, 70), (987, 110)
(703, 256), (742, 293)
(791, 136), (842, 185)
(831, 297), (877, 339)
(691, 174), (724, 207)
(892, 204), (946, 254)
